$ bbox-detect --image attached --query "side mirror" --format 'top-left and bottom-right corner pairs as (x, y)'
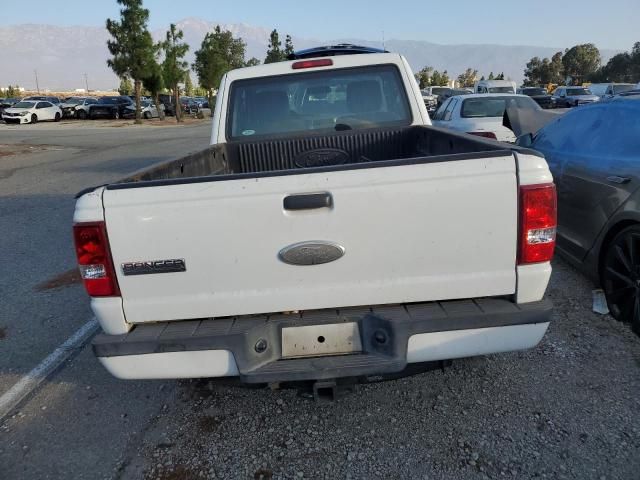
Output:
(516, 133), (534, 148)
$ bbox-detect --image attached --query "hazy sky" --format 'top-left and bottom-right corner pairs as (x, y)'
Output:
(4, 0), (639, 50)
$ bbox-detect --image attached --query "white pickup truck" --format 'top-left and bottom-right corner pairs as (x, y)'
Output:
(75, 47), (556, 389)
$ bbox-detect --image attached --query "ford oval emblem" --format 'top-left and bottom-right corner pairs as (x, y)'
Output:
(294, 148), (350, 168)
(279, 241), (345, 266)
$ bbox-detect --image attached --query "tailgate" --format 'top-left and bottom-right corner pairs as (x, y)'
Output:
(104, 155), (518, 323)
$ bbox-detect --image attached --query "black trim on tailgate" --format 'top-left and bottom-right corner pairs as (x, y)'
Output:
(93, 298), (552, 383)
(104, 149), (514, 191)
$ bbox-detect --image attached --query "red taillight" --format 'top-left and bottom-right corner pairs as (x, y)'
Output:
(291, 58), (333, 69)
(518, 184), (557, 264)
(73, 222), (120, 297)
(467, 131), (497, 140)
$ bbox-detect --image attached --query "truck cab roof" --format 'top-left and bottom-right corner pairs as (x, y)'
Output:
(224, 51), (407, 82)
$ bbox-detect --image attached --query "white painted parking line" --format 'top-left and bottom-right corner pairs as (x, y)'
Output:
(0, 318), (99, 420)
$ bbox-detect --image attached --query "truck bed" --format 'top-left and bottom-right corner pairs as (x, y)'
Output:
(108, 125), (515, 189)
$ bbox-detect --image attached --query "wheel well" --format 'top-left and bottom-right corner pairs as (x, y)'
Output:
(597, 220), (639, 279)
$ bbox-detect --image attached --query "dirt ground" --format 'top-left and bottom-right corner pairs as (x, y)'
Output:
(0, 144), (56, 157)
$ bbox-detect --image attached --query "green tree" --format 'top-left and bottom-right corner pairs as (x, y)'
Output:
(106, 0), (156, 124)
(488, 71), (495, 80)
(522, 58), (542, 86)
(598, 53), (632, 82)
(193, 26), (247, 108)
(632, 42), (640, 80)
(284, 34), (295, 59)
(429, 70), (442, 86)
(523, 52), (565, 86)
(414, 66), (433, 89)
(456, 68), (477, 87)
(193, 86), (208, 97)
(118, 76), (133, 95)
(3, 85), (19, 97)
(245, 57), (261, 67)
(142, 60), (164, 118)
(549, 52), (565, 84)
(430, 70), (451, 86)
(495, 72), (505, 80)
(184, 72), (193, 96)
(562, 43), (601, 85)
(161, 23), (189, 122)
(538, 58), (553, 85)
(592, 42), (640, 82)
(265, 29), (284, 63)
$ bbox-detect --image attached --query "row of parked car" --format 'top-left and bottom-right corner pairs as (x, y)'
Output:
(421, 80), (640, 142)
(159, 94), (210, 116)
(0, 94), (210, 124)
(422, 80), (640, 114)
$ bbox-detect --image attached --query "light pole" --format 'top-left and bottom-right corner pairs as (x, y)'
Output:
(34, 70), (40, 93)
(84, 73), (89, 92)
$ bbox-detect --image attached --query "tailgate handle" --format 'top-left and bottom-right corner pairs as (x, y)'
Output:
(284, 192), (332, 211)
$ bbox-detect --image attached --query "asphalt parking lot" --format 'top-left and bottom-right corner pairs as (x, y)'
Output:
(0, 120), (639, 480)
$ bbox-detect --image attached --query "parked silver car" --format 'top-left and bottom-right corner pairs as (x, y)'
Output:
(60, 97), (98, 119)
(123, 100), (160, 119)
(420, 86), (451, 112)
(551, 86), (599, 107)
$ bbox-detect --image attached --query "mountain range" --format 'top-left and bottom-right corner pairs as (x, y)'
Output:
(0, 18), (620, 91)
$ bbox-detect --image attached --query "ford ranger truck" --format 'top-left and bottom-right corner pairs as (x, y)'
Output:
(75, 51), (555, 384)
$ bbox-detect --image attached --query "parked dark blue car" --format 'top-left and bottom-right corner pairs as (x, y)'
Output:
(520, 97), (640, 333)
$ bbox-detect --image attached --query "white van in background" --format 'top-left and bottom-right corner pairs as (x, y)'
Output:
(475, 79), (517, 94)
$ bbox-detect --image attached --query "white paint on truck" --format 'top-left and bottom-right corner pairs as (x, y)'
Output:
(104, 155), (518, 323)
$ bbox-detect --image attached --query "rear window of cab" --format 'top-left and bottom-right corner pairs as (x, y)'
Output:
(227, 65), (413, 140)
(461, 96), (539, 118)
